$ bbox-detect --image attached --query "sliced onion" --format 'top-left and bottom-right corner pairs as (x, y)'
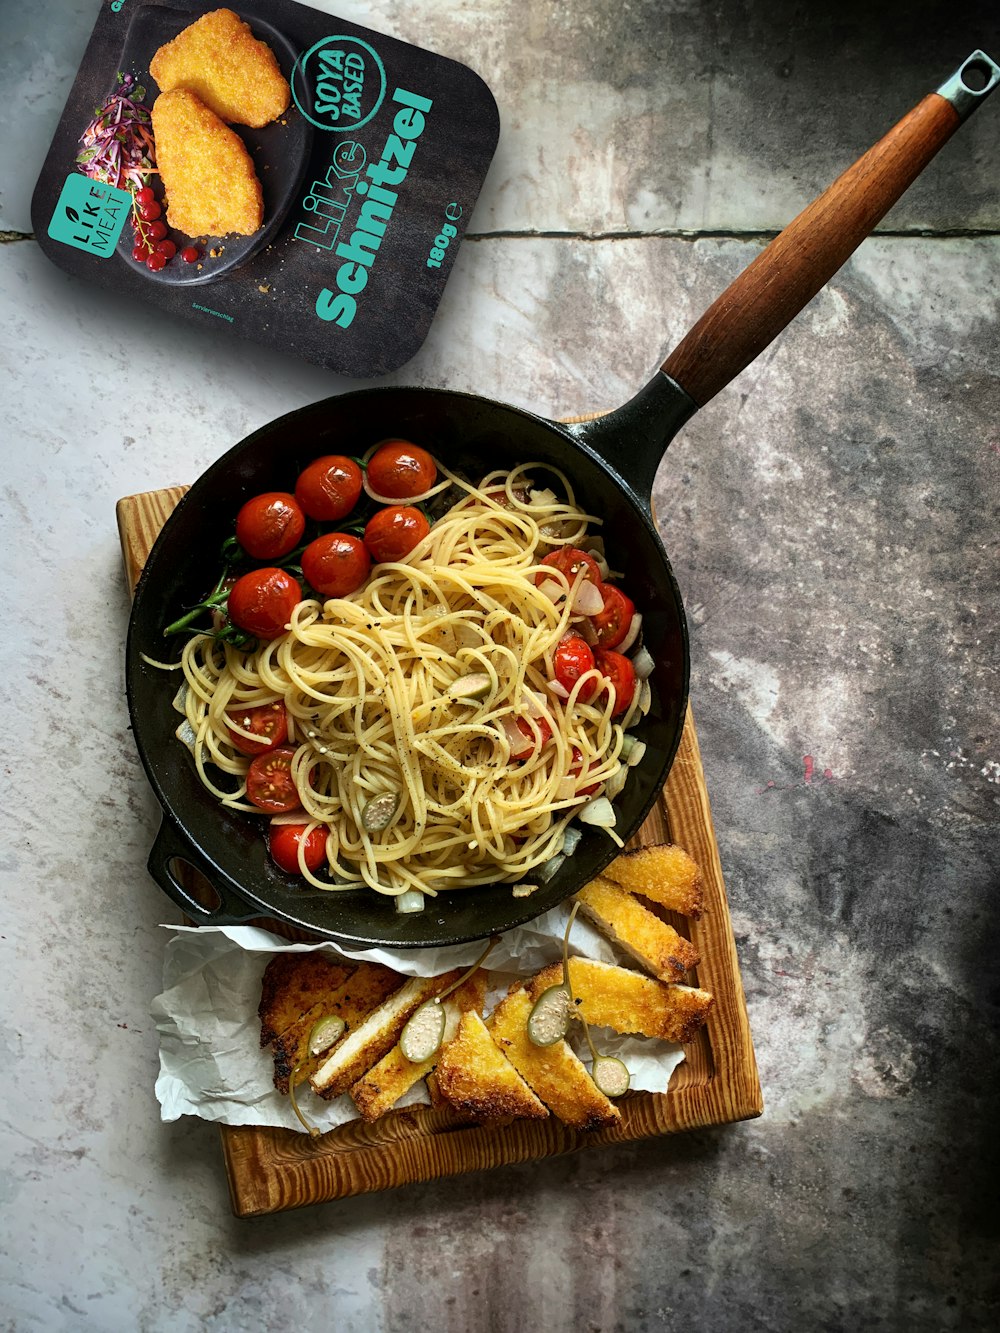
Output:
(270, 811), (310, 826)
(396, 889), (425, 914)
(638, 678), (652, 716)
(571, 580), (605, 616)
(536, 854), (566, 883)
(632, 645), (655, 680)
(617, 612), (643, 655)
(512, 883), (538, 898)
(577, 617), (599, 647)
(556, 777), (578, 801)
(605, 765), (628, 799)
(547, 679), (571, 700)
(561, 827), (583, 855)
(174, 719), (197, 754)
(528, 487), (559, 507)
(171, 682), (188, 715)
(500, 715), (533, 757)
(578, 795), (616, 827)
(522, 688), (549, 718)
(537, 578), (565, 603)
(626, 740), (647, 768)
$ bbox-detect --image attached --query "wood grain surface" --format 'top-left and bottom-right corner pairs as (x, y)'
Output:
(118, 482), (762, 1217)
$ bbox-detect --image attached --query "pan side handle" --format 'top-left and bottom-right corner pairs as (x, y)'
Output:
(661, 51), (999, 409)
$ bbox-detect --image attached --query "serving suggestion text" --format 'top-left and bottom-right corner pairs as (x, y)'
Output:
(294, 87), (433, 330)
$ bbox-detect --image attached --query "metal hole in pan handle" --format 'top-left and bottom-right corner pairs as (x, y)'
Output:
(147, 818), (258, 925)
(937, 50), (1000, 119)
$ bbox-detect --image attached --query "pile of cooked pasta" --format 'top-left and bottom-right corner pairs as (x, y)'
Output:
(174, 464), (644, 900)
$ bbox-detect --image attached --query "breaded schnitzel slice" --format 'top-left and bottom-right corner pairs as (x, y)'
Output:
(350, 973), (487, 1123)
(436, 1011), (548, 1122)
(258, 952), (354, 1047)
(602, 844), (704, 918)
(310, 971), (463, 1101)
(150, 8), (290, 128)
(488, 987), (620, 1131)
(270, 963), (404, 1094)
(152, 90), (264, 237)
(529, 959), (714, 1045)
(574, 876), (700, 983)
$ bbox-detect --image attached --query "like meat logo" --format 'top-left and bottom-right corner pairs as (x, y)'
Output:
(48, 174), (133, 257)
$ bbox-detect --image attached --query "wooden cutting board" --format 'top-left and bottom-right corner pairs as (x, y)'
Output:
(118, 482), (762, 1217)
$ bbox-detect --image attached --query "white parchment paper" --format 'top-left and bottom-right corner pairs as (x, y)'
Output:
(151, 905), (686, 1134)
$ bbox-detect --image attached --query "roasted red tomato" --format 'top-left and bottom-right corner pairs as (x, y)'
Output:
(227, 568), (301, 640)
(367, 440), (437, 499)
(364, 506), (430, 563)
(535, 546), (601, 588)
(301, 533), (371, 598)
(246, 746), (301, 813)
(554, 634), (597, 700)
(515, 715), (553, 750)
(591, 584), (635, 648)
(294, 455), (363, 521)
(269, 823), (327, 874)
(225, 701), (288, 756)
(570, 745), (599, 796)
(235, 492), (305, 560)
(594, 648), (637, 716)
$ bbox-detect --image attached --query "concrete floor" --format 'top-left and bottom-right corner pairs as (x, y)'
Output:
(1, 0), (998, 1329)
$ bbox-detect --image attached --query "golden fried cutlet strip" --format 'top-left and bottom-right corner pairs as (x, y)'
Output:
(436, 1010), (548, 1122)
(150, 7), (290, 127)
(152, 89), (264, 237)
(350, 974), (487, 1123)
(602, 844), (704, 918)
(575, 876), (700, 983)
(310, 971), (463, 1100)
(270, 963), (404, 1094)
(529, 959), (714, 1045)
(488, 987), (620, 1131)
(258, 952), (355, 1048)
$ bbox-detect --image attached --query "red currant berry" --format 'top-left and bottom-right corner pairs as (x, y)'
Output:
(138, 201), (161, 222)
(155, 239), (177, 259)
(180, 246), (201, 263)
(147, 219), (168, 241)
(146, 251), (168, 272)
(136, 186), (155, 205)
(132, 244), (150, 262)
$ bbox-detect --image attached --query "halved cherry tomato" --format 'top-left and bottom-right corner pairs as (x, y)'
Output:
(594, 648), (637, 717)
(235, 492), (305, 560)
(367, 440), (437, 499)
(294, 455), (363, 521)
(515, 715), (553, 751)
(591, 584), (635, 648)
(225, 701), (288, 756)
(535, 546), (601, 588)
(246, 745), (300, 813)
(364, 506), (430, 563)
(570, 745), (599, 796)
(301, 533), (370, 597)
(227, 568), (301, 640)
(553, 634), (598, 701)
(269, 823), (327, 874)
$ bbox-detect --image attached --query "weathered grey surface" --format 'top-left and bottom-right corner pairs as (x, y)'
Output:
(1, 0), (998, 1330)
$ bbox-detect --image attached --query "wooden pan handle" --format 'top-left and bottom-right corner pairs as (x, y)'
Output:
(661, 52), (998, 408)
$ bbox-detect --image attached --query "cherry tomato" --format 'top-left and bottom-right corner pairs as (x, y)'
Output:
(590, 584), (636, 648)
(146, 252), (167, 271)
(515, 715), (553, 751)
(269, 823), (327, 874)
(138, 200), (161, 222)
(554, 634), (597, 701)
(364, 506), (430, 563)
(235, 492), (305, 560)
(180, 245), (201, 263)
(135, 185), (155, 205)
(246, 746), (300, 813)
(594, 648), (637, 717)
(225, 701), (288, 756)
(301, 533), (370, 598)
(147, 219), (168, 242)
(294, 455), (363, 521)
(536, 546), (601, 588)
(366, 440), (437, 499)
(570, 745), (599, 796)
(227, 568), (301, 639)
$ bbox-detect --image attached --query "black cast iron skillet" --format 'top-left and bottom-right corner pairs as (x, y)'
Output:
(127, 54), (997, 948)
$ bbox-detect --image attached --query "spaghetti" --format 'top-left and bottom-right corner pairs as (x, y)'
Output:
(174, 463), (646, 899)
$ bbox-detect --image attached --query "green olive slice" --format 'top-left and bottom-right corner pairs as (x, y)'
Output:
(307, 1015), (346, 1057)
(400, 999), (446, 1063)
(526, 983), (572, 1047)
